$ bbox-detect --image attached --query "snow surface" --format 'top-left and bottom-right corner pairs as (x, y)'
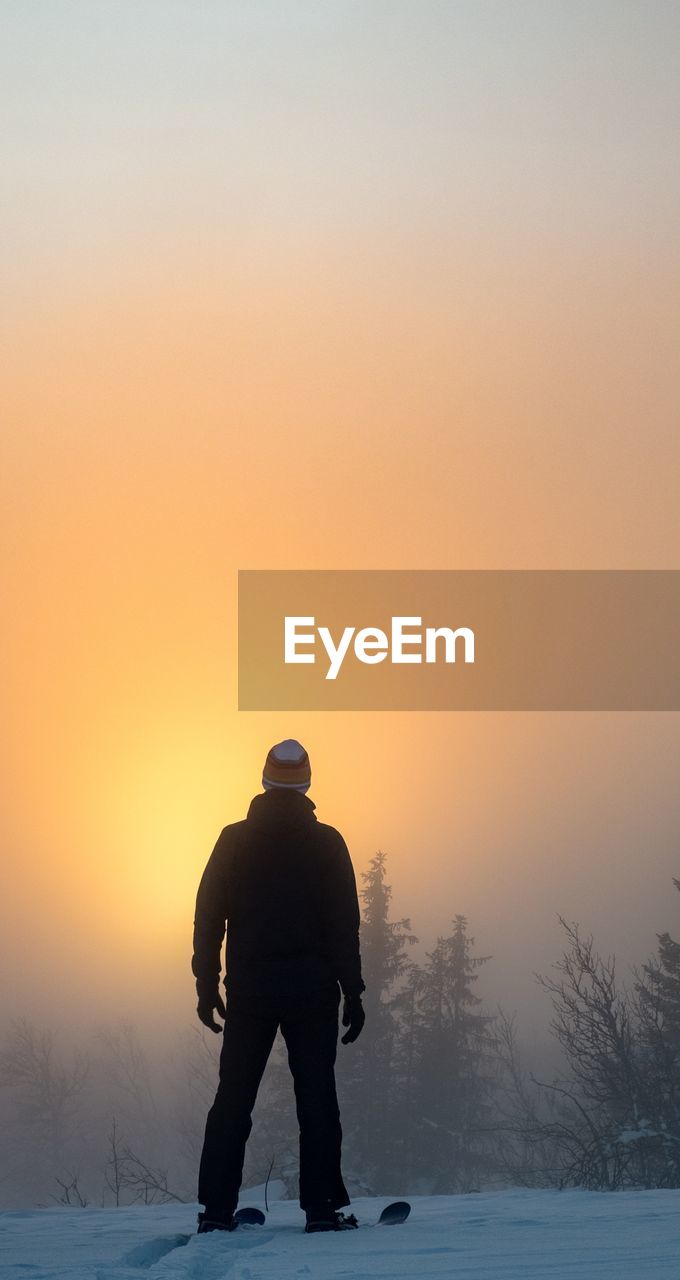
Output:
(2, 1183), (680, 1280)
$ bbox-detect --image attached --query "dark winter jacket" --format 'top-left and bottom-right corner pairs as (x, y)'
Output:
(191, 788), (365, 1015)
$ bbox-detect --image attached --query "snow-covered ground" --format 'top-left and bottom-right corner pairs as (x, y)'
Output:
(2, 1184), (680, 1280)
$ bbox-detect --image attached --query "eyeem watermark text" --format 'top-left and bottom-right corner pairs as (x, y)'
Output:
(238, 570), (680, 711)
(284, 615), (475, 680)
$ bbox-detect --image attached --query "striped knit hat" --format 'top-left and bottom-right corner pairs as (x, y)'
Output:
(262, 739), (311, 792)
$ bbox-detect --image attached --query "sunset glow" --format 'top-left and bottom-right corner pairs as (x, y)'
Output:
(2, 2), (679, 1040)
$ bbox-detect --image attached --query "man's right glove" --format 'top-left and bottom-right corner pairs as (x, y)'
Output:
(340, 992), (365, 1045)
(196, 981), (226, 1034)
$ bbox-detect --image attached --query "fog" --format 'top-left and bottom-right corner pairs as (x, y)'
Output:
(2, 0), (680, 1209)
(3, 712), (679, 1035)
(2, 710), (680, 1206)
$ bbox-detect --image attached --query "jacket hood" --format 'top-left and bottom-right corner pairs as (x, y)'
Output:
(246, 787), (317, 833)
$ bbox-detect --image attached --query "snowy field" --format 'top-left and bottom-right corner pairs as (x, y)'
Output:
(2, 1184), (680, 1280)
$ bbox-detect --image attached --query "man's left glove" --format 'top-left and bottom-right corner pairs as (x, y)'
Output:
(196, 981), (226, 1033)
(340, 992), (365, 1045)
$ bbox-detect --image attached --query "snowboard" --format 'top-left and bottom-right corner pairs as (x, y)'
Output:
(233, 1206), (267, 1226)
(376, 1200), (411, 1226)
(233, 1201), (410, 1228)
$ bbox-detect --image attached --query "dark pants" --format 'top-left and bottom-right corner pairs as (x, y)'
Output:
(198, 997), (350, 1213)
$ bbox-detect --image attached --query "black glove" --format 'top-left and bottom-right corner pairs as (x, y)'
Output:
(196, 982), (226, 1033)
(340, 992), (365, 1045)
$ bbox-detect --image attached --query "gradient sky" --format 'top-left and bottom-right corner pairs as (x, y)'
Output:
(2, 2), (680, 1045)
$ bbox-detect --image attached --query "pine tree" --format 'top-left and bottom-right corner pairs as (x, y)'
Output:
(642, 879), (680, 1049)
(406, 915), (495, 1192)
(634, 878), (680, 1185)
(336, 851), (417, 1192)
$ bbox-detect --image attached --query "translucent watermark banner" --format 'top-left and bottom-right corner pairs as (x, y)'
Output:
(237, 570), (680, 711)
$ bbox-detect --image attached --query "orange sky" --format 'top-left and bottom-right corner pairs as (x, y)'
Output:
(2, 2), (679, 1040)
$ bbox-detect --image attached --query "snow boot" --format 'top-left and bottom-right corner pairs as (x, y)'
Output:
(197, 1208), (237, 1233)
(305, 1206), (359, 1233)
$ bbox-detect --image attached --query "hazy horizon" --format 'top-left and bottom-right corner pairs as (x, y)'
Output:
(2, 1), (680, 1063)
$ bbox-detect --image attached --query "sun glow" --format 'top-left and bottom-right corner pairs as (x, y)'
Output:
(93, 728), (252, 943)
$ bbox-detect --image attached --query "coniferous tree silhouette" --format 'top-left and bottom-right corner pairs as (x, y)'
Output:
(640, 879), (680, 1050)
(336, 851), (417, 1193)
(404, 915), (495, 1192)
(634, 878), (680, 1185)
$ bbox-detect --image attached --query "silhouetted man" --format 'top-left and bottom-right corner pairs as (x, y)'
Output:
(192, 739), (365, 1234)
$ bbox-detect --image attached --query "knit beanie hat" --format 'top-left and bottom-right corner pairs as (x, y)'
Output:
(262, 739), (311, 792)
